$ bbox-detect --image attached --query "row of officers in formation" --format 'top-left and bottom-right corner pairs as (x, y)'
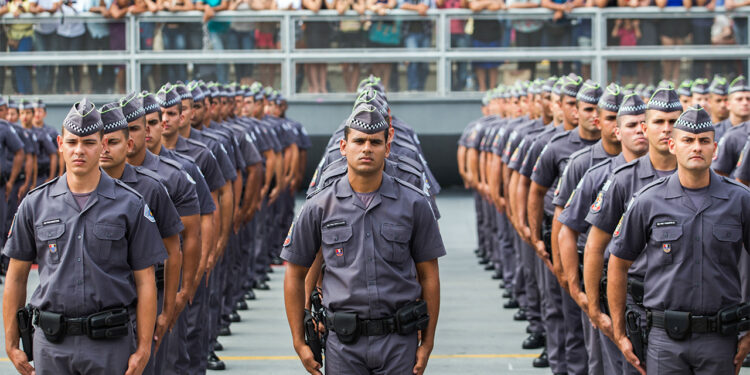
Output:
(0, 81), (311, 375)
(458, 73), (750, 375)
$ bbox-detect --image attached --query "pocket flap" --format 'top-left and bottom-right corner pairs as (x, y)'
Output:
(36, 223), (65, 241)
(321, 226), (352, 245)
(652, 226), (683, 242)
(381, 223), (411, 244)
(94, 223), (126, 240)
(713, 224), (742, 242)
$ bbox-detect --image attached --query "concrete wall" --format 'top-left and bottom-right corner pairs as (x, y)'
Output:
(43, 98), (482, 188)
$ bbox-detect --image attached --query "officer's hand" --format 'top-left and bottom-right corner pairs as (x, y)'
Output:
(8, 347), (35, 375)
(153, 313), (169, 354)
(5, 181), (11, 199)
(269, 187), (280, 204)
(17, 184), (28, 200)
(172, 291), (189, 329)
(617, 336), (646, 375)
(734, 334), (750, 374)
(534, 241), (553, 270)
(591, 311), (614, 342)
(521, 225), (532, 244)
(295, 345), (322, 375)
(232, 210), (242, 234)
(413, 343), (432, 375)
(124, 348), (150, 375)
(574, 291), (588, 312)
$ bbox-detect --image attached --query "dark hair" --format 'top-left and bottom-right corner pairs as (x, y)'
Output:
(343, 126), (389, 143)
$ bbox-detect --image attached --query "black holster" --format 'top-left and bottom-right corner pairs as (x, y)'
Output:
(542, 214), (553, 262)
(16, 305), (34, 361)
(599, 272), (610, 316)
(625, 307), (646, 364)
(627, 277), (644, 306)
(155, 264), (165, 290)
(395, 300), (429, 335)
(304, 310), (323, 364)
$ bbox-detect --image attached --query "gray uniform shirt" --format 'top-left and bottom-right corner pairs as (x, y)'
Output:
(160, 148), (217, 216)
(713, 122), (750, 177)
(141, 151), (200, 217)
(120, 163), (184, 238)
(281, 173), (446, 319)
(171, 136), (226, 192)
(732, 135), (750, 182)
(3, 172), (167, 317)
(610, 172), (750, 315)
(552, 140), (617, 208)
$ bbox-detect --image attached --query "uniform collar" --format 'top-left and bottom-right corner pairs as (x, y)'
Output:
(334, 172), (398, 202)
(120, 163), (138, 184)
(664, 170), (728, 200)
(50, 169), (116, 213)
(637, 154), (657, 180)
(142, 150), (160, 172)
(175, 136), (191, 153)
(591, 140), (611, 160)
(567, 129), (583, 144)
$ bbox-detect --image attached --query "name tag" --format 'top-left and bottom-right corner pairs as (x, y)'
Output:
(656, 221), (677, 227)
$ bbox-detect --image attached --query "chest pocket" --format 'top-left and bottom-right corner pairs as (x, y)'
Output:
(381, 223), (411, 264)
(89, 223), (126, 266)
(713, 224), (743, 265)
(650, 225), (684, 265)
(36, 223), (65, 264)
(321, 225), (353, 267)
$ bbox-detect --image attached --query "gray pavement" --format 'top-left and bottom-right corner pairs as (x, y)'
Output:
(0, 192), (748, 374)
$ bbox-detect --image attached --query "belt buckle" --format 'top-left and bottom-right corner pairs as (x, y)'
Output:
(66, 319), (86, 336)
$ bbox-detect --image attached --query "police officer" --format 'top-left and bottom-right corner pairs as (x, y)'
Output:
(282, 103), (445, 375)
(708, 75), (730, 129)
(608, 105), (750, 374)
(6, 100), (37, 239)
(18, 99), (57, 189)
(713, 76), (750, 178)
(3, 99), (166, 375)
(31, 99), (61, 181)
(677, 79), (694, 110)
(690, 78), (711, 110)
(0, 97), (24, 250)
(584, 88), (681, 375)
(6, 98), (19, 124)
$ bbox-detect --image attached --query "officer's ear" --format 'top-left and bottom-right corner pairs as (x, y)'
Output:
(667, 137), (676, 156)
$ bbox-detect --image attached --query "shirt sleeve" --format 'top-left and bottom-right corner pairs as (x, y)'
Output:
(520, 140), (542, 178)
(216, 145), (238, 182)
(609, 194), (648, 262)
(39, 132), (57, 155)
(558, 171), (595, 234)
(410, 196), (447, 263)
(2, 198), (36, 261)
(280, 202), (321, 267)
(3, 128), (24, 154)
(553, 155), (585, 207)
(530, 144), (557, 188)
(199, 150), (226, 192)
(171, 170), (201, 217)
(734, 138), (750, 182)
(128, 200), (168, 270)
(585, 175), (624, 234)
(713, 135), (740, 175)
(148, 181), (185, 239)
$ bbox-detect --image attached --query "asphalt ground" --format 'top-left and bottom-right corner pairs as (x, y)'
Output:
(0, 191), (748, 374)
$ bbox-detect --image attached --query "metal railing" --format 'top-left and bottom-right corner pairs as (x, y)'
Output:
(2, 6), (750, 102)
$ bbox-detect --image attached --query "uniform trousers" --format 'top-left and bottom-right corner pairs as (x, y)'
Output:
(325, 331), (418, 375)
(540, 258), (567, 374)
(646, 329), (736, 374)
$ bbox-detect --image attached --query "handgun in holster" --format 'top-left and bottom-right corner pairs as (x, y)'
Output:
(625, 307), (646, 364)
(304, 310), (323, 364)
(16, 304), (35, 361)
(542, 214), (553, 262)
(305, 287), (327, 364)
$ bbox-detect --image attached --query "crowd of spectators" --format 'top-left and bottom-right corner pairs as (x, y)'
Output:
(0, 0), (748, 95)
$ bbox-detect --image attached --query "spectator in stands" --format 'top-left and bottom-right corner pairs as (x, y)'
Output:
(611, 18), (639, 83)
(367, 0), (398, 90)
(468, 0), (503, 92)
(82, 0), (116, 94)
(228, 0), (256, 85)
(335, 0), (367, 92)
(56, 0), (87, 94)
(437, 0), (469, 91)
(400, 0), (433, 91)
(541, 0), (575, 77)
(109, 0), (145, 91)
(161, 0), (195, 83)
(655, 0), (691, 83)
(6, 0), (34, 94)
(618, 0), (657, 83)
(507, 0), (543, 80)
(253, 0), (279, 85)
(302, 0), (334, 93)
(30, 0), (60, 94)
(0, 1), (7, 94)
(198, 0), (230, 83)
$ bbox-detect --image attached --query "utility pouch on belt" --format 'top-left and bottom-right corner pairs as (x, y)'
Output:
(16, 305), (34, 361)
(38, 311), (66, 343)
(625, 308), (645, 364)
(718, 303), (750, 336)
(88, 308), (129, 340)
(663, 310), (691, 340)
(395, 300), (430, 335)
(542, 214), (553, 261)
(627, 277), (644, 306)
(331, 312), (359, 344)
(304, 310), (323, 364)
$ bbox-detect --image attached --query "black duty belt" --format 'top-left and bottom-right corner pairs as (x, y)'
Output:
(327, 315), (397, 337)
(649, 310), (719, 334)
(35, 307), (130, 342)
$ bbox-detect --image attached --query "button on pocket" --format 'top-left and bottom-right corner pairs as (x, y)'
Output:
(381, 223), (411, 264)
(651, 225), (683, 265)
(90, 223), (126, 266)
(321, 225), (353, 267)
(36, 222), (65, 264)
(713, 224), (742, 265)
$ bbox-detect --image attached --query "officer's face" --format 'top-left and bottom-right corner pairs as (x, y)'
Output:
(596, 109), (619, 145)
(234, 96), (243, 116)
(488, 99), (501, 116)
(100, 130), (132, 170)
(145, 112), (162, 152)
(541, 93), (553, 118)
(643, 110), (680, 154)
(242, 97), (254, 117)
(729, 92), (750, 117)
(668, 129), (716, 172)
(511, 98), (522, 117)
(161, 105), (182, 137)
(127, 118), (147, 158)
(709, 94), (728, 119)
(7, 108), (18, 123)
(59, 130), (103, 176)
(616, 114), (648, 156)
(19, 109), (33, 127)
(341, 129), (390, 177)
(33, 108), (46, 125)
(561, 95), (579, 127)
(180, 99), (193, 130)
(551, 93), (562, 123)
(0, 105), (6, 120)
(692, 93), (710, 112)
(576, 101), (598, 132)
(191, 100), (205, 126)
(254, 99), (264, 117)
(210, 98), (221, 120)
(679, 95), (692, 110)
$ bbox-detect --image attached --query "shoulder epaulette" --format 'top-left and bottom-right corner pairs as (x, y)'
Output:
(185, 137), (209, 149)
(722, 175), (750, 192)
(305, 177), (337, 200)
(568, 146), (592, 163)
(612, 158), (640, 175)
(158, 155), (184, 171)
(27, 176), (59, 195)
(395, 177), (428, 197)
(172, 151), (197, 164)
(587, 157), (614, 173)
(113, 178), (144, 199)
(549, 130), (571, 143)
(396, 160), (421, 178)
(636, 176), (669, 195)
(133, 165), (163, 183)
(397, 155), (423, 172)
